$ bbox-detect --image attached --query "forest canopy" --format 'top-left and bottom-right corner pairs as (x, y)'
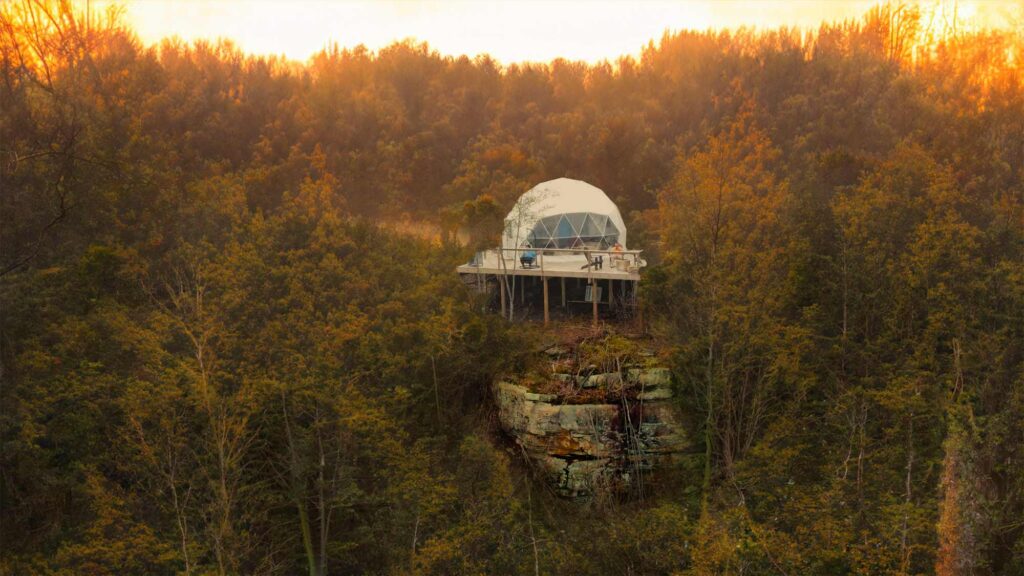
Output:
(1, 1), (1022, 574)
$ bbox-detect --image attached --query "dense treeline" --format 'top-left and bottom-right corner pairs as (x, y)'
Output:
(2, 0), (1022, 574)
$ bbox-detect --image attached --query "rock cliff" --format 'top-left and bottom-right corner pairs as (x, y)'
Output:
(493, 336), (688, 499)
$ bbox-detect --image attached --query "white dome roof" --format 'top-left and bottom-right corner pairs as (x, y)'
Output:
(502, 178), (627, 250)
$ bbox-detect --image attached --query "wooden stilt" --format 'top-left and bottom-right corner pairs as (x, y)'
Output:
(560, 277), (566, 309)
(635, 280), (644, 333)
(499, 275), (506, 318)
(520, 274), (524, 304)
(592, 280), (598, 327)
(608, 278), (614, 309)
(543, 277), (549, 326)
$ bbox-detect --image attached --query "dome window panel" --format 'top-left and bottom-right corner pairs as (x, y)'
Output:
(529, 220), (551, 245)
(580, 213), (603, 237)
(539, 216), (558, 237)
(567, 213), (587, 235)
(555, 215), (575, 239)
(604, 220), (620, 237)
(526, 213), (622, 250)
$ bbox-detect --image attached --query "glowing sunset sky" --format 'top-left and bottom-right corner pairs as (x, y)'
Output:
(94, 1), (1019, 63)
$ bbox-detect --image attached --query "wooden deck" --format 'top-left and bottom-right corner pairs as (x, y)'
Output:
(456, 248), (643, 281)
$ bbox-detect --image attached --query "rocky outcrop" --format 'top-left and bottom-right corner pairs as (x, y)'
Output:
(494, 364), (687, 499)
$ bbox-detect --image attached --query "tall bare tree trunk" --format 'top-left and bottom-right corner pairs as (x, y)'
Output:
(282, 391), (317, 576)
(316, 406), (329, 576)
(900, 410), (914, 574)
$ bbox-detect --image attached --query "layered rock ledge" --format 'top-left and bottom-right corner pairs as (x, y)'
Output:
(493, 338), (688, 499)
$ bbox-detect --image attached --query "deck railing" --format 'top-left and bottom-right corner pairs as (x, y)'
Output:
(463, 246), (644, 326)
(474, 246), (645, 274)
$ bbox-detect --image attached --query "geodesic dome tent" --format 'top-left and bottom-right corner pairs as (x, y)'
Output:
(502, 178), (627, 251)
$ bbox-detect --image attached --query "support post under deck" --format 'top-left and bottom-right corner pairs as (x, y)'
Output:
(636, 280), (643, 333)
(543, 277), (549, 325)
(499, 275), (506, 318)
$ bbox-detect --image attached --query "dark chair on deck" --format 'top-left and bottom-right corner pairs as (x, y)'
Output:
(520, 249), (537, 268)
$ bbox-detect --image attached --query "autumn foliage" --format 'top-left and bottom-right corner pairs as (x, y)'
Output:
(2, 1), (1023, 574)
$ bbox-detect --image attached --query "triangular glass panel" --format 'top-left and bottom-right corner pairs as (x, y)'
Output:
(555, 215), (575, 239)
(539, 216), (558, 236)
(604, 219), (619, 237)
(567, 213), (586, 235)
(530, 223), (547, 241)
(581, 213), (603, 236)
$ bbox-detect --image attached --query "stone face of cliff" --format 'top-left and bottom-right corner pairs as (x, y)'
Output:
(493, 340), (688, 499)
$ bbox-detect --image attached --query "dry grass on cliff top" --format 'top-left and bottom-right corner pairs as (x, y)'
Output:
(510, 321), (668, 403)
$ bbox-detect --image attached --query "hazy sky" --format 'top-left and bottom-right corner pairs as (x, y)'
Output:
(95, 0), (1018, 63)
